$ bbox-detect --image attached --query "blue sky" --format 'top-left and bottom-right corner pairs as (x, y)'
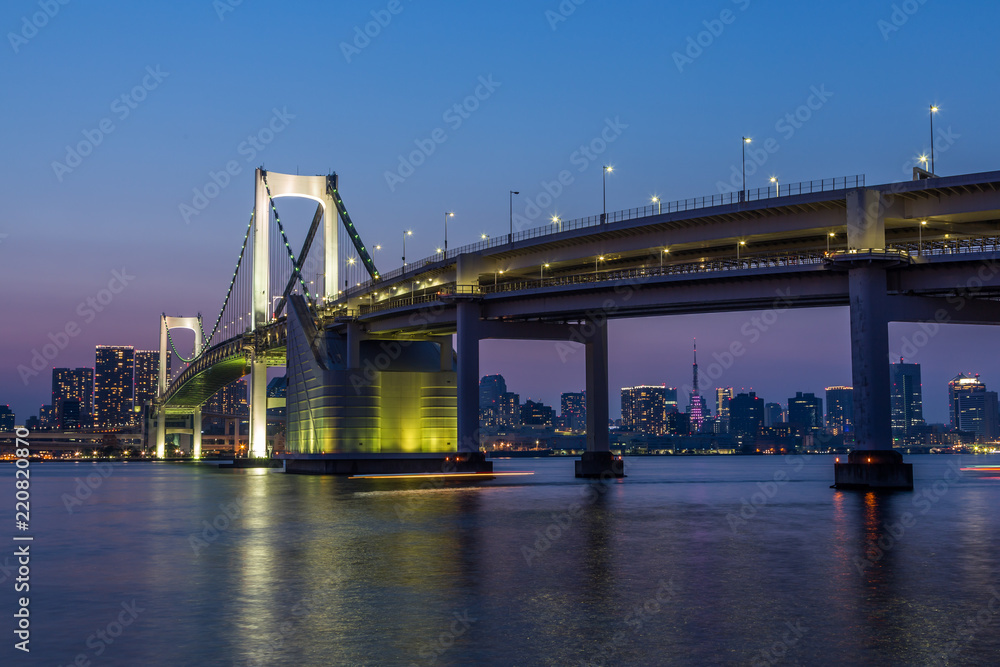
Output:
(2, 0), (999, 422)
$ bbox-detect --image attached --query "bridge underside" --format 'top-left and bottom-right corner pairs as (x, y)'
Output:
(163, 351), (284, 413)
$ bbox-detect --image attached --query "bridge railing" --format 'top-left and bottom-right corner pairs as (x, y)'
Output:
(340, 174), (865, 299)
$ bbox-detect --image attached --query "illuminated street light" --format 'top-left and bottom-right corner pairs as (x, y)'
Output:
(444, 211), (454, 255)
(827, 232), (835, 254)
(541, 262), (550, 281)
(930, 105), (939, 174)
(402, 230), (412, 267)
(603, 166), (613, 223)
(737, 240), (746, 262)
(919, 219), (927, 255)
(769, 176), (779, 197)
(742, 137), (752, 201)
(551, 214), (561, 231)
(651, 196), (661, 215)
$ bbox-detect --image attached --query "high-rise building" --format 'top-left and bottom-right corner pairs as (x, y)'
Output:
(205, 378), (249, 416)
(39, 404), (55, 429)
(825, 386), (854, 435)
(715, 387), (734, 433)
(621, 385), (668, 435)
(479, 375), (507, 430)
(521, 400), (555, 427)
(730, 392), (764, 440)
(764, 402), (784, 426)
(134, 350), (167, 413)
(949, 374), (999, 441)
(664, 387), (679, 413)
(890, 359), (924, 441)
(687, 340), (704, 430)
(0, 405), (14, 431)
(95, 346), (135, 430)
(561, 392), (586, 432)
(498, 392), (520, 430)
(52, 368), (95, 427)
(787, 392), (823, 433)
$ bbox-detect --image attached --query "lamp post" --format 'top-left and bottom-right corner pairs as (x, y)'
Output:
(402, 230), (412, 267)
(827, 232), (834, 254)
(508, 190), (519, 243)
(551, 214), (561, 231)
(541, 263), (549, 281)
(769, 176), (778, 197)
(661, 247), (668, 270)
(930, 105), (939, 174)
(651, 196), (661, 215)
(602, 166), (613, 223)
(742, 137), (752, 201)
(919, 220), (927, 255)
(495, 268), (503, 287)
(919, 155), (929, 173)
(444, 211), (454, 256)
(348, 256), (356, 287)
(595, 255), (604, 275)
(737, 240), (746, 263)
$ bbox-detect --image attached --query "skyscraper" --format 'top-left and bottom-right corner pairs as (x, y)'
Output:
(52, 367), (95, 428)
(479, 374), (507, 430)
(824, 386), (853, 435)
(521, 400), (555, 427)
(729, 392), (764, 441)
(716, 387), (734, 433)
(0, 405), (14, 431)
(688, 339), (704, 430)
(95, 345), (135, 430)
(890, 358), (924, 441)
(134, 350), (167, 413)
(764, 402), (784, 426)
(949, 374), (999, 441)
(205, 378), (249, 416)
(561, 392), (586, 432)
(787, 392), (823, 433)
(621, 385), (667, 435)
(498, 392), (520, 430)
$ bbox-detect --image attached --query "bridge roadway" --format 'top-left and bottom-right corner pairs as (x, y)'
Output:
(163, 170), (1000, 412)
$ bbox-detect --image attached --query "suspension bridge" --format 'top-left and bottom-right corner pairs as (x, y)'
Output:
(152, 166), (1000, 485)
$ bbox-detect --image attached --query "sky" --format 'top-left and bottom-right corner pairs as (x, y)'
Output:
(2, 0), (999, 424)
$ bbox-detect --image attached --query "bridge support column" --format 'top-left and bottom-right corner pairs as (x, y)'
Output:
(192, 408), (202, 459)
(835, 265), (912, 489)
(155, 405), (166, 459)
(456, 300), (481, 455)
(577, 317), (623, 478)
(249, 360), (268, 458)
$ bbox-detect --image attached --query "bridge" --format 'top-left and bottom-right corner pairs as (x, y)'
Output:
(154, 166), (1000, 486)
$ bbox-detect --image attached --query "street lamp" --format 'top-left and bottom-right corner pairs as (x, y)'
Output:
(919, 154), (929, 172)
(541, 263), (549, 281)
(595, 255), (604, 274)
(602, 166), (613, 223)
(742, 137), (752, 201)
(347, 256), (355, 287)
(661, 247), (668, 270)
(481, 233), (489, 242)
(769, 176), (779, 197)
(930, 105), (939, 174)
(509, 190), (519, 243)
(651, 196), (661, 215)
(402, 230), (412, 267)
(737, 240), (746, 263)
(919, 219), (927, 255)
(827, 232), (835, 253)
(551, 214), (561, 231)
(495, 268), (504, 286)
(444, 212), (454, 255)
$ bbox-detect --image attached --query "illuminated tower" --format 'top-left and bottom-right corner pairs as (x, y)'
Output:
(688, 339), (704, 430)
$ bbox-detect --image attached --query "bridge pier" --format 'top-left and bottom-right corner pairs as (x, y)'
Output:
(577, 316), (623, 478)
(155, 405), (166, 459)
(834, 189), (912, 490)
(249, 360), (268, 458)
(192, 407), (202, 459)
(456, 299), (481, 454)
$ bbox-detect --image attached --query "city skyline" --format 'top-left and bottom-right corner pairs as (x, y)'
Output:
(3, 1), (1000, 426)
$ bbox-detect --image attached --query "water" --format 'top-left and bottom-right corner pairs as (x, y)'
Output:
(5, 454), (1000, 666)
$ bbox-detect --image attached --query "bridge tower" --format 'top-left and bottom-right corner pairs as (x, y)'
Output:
(249, 168), (339, 457)
(156, 315), (203, 459)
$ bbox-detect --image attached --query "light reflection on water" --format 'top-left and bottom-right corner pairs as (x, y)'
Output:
(8, 455), (1000, 665)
